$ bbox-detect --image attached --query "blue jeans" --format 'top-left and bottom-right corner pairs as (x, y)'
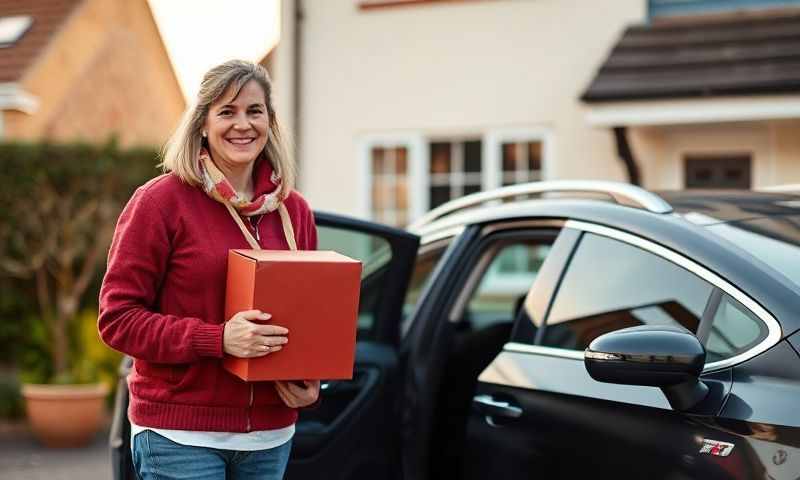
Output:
(132, 430), (292, 480)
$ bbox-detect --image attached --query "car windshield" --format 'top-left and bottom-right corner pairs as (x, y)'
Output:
(705, 215), (800, 290)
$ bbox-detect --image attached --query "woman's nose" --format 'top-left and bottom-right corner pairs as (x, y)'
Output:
(233, 113), (251, 130)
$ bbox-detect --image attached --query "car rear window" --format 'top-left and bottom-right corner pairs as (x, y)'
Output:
(705, 215), (800, 291)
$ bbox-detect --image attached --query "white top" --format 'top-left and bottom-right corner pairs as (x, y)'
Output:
(131, 421), (294, 451)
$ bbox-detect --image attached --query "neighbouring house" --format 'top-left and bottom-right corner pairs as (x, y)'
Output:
(583, 0), (800, 191)
(0, 0), (185, 147)
(268, 0), (800, 225)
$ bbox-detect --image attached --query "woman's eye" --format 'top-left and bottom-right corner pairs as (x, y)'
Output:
(219, 110), (232, 116)
(249, 109), (263, 115)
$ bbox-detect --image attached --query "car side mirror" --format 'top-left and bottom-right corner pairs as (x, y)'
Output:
(584, 325), (709, 411)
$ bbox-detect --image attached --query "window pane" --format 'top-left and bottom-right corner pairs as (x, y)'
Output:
(317, 226), (392, 340)
(542, 233), (713, 350)
(395, 211), (408, 228)
(684, 155), (751, 189)
(528, 142), (542, 172)
(464, 184), (481, 196)
(706, 217), (800, 291)
(430, 142), (451, 174)
(502, 143), (516, 172)
(371, 147), (385, 175)
(401, 243), (451, 334)
(395, 147), (408, 174)
(372, 178), (389, 210)
(396, 178), (408, 210)
(705, 295), (767, 363)
(430, 185), (451, 209)
(466, 241), (553, 331)
(464, 140), (482, 173)
(370, 143), (411, 228)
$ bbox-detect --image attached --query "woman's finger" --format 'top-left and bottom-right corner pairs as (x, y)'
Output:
(248, 347), (268, 358)
(257, 336), (288, 347)
(254, 324), (289, 336)
(236, 310), (271, 321)
(285, 381), (307, 397)
(274, 382), (297, 407)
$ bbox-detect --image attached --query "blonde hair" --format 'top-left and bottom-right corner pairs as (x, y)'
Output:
(160, 60), (295, 199)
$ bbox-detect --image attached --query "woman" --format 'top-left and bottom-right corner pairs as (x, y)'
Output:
(99, 60), (319, 480)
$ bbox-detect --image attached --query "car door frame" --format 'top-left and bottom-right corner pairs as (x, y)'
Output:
(400, 219), (567, 480)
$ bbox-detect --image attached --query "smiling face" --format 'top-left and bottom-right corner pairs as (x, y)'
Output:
(204, 79), (269, 171)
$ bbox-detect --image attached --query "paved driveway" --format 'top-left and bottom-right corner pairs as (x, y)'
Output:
(0, 423), (110, 480)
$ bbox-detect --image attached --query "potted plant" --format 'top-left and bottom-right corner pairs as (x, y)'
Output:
(0, 141), (154, 447)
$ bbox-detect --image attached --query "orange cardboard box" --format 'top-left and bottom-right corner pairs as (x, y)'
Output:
(223, 249), (362, 381)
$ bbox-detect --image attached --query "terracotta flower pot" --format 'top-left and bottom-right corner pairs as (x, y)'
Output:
(21, 383), (109, 448)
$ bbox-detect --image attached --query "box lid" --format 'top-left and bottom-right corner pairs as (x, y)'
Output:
(231, 249), (360, 264)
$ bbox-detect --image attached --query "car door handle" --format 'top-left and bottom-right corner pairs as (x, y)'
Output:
(473, 394), (523, 426)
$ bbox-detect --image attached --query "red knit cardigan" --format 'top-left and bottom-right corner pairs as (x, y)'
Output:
(98, 159), (317, 432)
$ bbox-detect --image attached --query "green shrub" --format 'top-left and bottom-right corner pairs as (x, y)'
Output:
(0, 372), (23, 419)
(0, 139), (159, 383)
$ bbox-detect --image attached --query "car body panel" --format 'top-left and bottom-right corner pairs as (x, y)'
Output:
(721, 340), (800, 427)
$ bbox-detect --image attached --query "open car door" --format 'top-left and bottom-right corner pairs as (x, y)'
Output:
(110, 211), (420, 480)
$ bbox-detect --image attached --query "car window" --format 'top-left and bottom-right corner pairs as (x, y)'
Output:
(317, 225), (392, 340)
(462, 240), (552, 331)
(400, 241), (450, 336)
(706, 216), (800, 292)
(540, 232), (714, 351)
(706, 294), (768, 363)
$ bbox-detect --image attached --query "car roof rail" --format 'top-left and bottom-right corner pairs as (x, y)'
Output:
(758, 184), (800, 193)
(407, 180), (673, 231)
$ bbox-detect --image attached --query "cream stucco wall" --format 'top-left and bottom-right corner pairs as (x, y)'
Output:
(630, 120), (800, 190)
(772, 119), (800, 185)
(295, 0), (643, 218)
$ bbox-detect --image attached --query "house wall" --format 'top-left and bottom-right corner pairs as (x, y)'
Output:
(772, 119), (800, 185)
(295, 0), (644, 219)
(631, 120), (800, 189)
(4, 0), (184, 147)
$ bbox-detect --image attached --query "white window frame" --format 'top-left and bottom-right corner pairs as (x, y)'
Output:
(359, 126), (553, 226)
(483, 127), (553, 190)
(428, 136), (484, 208)
(358, 132), (426, 223)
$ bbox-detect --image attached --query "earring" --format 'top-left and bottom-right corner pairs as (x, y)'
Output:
(202, 131), (207, 138)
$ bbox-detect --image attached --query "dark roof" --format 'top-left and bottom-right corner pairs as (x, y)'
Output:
(581, 10), (800, 102)
(0, 0), (83, 83)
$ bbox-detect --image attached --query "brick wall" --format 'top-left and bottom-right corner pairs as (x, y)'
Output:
(5, 0), (185, 148)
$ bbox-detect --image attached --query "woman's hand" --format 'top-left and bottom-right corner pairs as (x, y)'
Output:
(223, 310), (288, 358)
(275, 380), (320, 408)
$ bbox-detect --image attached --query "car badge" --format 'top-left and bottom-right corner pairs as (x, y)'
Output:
(699, 439), (735, 457)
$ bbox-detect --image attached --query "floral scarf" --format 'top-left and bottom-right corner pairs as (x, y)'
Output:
(198, 147), (284, 216)
(197, 147), (297, 250)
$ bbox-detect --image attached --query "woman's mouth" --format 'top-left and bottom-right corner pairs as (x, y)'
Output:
(226, 137), (256, 145)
